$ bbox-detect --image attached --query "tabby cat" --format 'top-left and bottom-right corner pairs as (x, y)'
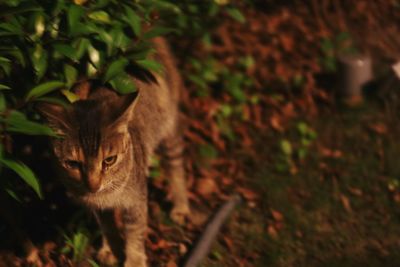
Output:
(38, 37), (190, 267)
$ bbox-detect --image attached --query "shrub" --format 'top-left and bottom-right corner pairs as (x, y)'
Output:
(0, 0), (244, 198)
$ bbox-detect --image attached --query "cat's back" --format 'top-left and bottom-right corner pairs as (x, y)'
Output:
(129, 37), (182, 146)
(72, 37), (180, 151)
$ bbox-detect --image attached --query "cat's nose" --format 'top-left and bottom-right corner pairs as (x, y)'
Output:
(86, 174), (101, 193)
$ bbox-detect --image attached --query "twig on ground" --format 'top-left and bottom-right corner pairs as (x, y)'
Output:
(183, 194), (242, 267)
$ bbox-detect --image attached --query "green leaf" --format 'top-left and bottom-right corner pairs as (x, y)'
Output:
(188, 74), (208, 90)
(0, 61), (11, 76)
(64, 64), (78, 88)
(5, 188), (22, 202)
(31, 45), (48, 81)
(90, 0), (110, 9)
(123, 6), (141, 36)
(0, 22), (22, 35)
(198, 144), (218, 159)
(5, 48), (25, 67)
(0, 2), (41, 17)
(0, 158), (43, 199)
(0, 84), (11, 90)
(0, 93), (5, 112)
(216, 115), (235, 141)
(104, 58), (129, 82)
(49, 15), (60, 38)
(126, 42), (154, 60)
(3, 111), (56, 136)
(321, 38), (334, 53)
(61, 89), (79, 103)
(96, 29), (114, 55)
(298, 148), (308, 159)
(73, 38), (90, 60)
(136, 59), (163, 73)
(297, 122), (308, 136)
(226, 8), (246, 23)
(87, 62), (97, 77)
(148, 1), (181, 13)
(87, 44), (101, 69)
(33, 12), (45, 37)
(88, 10), (111, 24)
(87, 259), (100, 267)
(219, 104), (232, 117)
(280, 139), (292, 156)
(109, 73), (136, 94)
(68, 5), (84, 34)
(0, 56), (11, 63)
(26, 81), (65, 101)
(53, 44), (77, 61)
(239, 55), (255, 69)
(110, 27), (131, 50)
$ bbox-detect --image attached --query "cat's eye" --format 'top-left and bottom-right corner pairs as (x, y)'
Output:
(64, 160), (81, 170)
(103, 155), (117, 167)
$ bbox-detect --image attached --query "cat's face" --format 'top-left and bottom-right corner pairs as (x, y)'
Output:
(38, 89), (139, 203)
(52, 127), (132, 197)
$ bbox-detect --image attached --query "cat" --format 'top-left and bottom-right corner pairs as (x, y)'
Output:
(38, 37), (190, 267)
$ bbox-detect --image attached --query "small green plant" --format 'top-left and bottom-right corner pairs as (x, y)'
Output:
(276, 122), (317, 173)
(188, 56), (253, 101)
(61, 226), (92, 263)
(276, 138), (294, 173)
(197, 143), (219, 168)
(296, 121), (317, 159)
(149, 155), (161, 179)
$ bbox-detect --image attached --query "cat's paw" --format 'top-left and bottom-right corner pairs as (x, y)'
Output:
(97, 245), (119, 266)
(124, 251), (147, 267)
(26, 247), (43, 267)
(170, 204), (190, 225)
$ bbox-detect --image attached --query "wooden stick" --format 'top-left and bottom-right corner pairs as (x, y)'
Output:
(183, 194), (242, 267)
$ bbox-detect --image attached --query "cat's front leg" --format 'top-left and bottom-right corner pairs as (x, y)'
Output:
(123, 205), (148, 267)
(94, 210), (124, 266)
(162, 133), (190, 224)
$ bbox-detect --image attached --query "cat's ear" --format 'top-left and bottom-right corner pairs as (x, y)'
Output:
(36, 102), (71, 135)
(108, 91), (140, 131)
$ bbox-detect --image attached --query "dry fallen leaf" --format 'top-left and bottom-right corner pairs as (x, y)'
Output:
(222, 236), (235, 252)
(349, 187), (363, 196)
(270, 209), (284, 222)
(320, 147), (343, 158)
(280, 35), (294, 52)
(340, 194), (352, 213)
(237, 187), (258, 201)
(195, 177), (219, 196)
(368, 123), (388, 135)
(267, 225), (279, 239)
(281, 103), (296, 118)
(270, 113), (284, 132)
